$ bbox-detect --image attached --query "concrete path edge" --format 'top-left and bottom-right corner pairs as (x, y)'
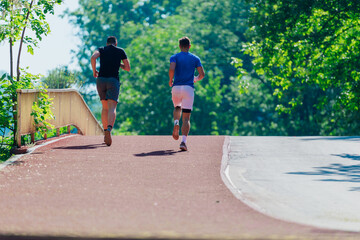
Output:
(220, 136), (272, 219)
(0, 135), (77, 172)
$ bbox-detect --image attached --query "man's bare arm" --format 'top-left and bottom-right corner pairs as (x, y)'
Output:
(194, 66), (205, 83)
(91, 51), (100, 78)
(169, 62), (176, 87)
(120, 59), (131, 72)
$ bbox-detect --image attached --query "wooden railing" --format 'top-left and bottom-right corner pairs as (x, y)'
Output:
(16, 89), (103, 147)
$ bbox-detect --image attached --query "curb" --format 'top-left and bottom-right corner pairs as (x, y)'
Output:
(220, 136), (243, 199)
(220, 136), (264, 213)
(0, 134), (77, 172)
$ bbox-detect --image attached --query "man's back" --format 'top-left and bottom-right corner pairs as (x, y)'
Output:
(98, 45), (127, 79)
(170, 52), (202, 88)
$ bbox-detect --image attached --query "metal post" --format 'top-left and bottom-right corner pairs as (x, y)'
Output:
(31, 133), (35, 143)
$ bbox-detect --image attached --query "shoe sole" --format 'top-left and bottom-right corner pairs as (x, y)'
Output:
(180, 145), (187, 151)
(104, 131), (112, 146)
(172, 125), (179, 140)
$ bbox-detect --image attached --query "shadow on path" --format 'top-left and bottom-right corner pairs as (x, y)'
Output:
(134, 149), (183, 157)
(6, 160), (25, 166)
(53, 144), (107, 150)
(334, 153), (360, 161)
(288, 153), (360, 191)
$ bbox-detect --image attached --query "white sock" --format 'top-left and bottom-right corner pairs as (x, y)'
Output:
(174, 120), (179, 126)
(182, 135), (187, 143)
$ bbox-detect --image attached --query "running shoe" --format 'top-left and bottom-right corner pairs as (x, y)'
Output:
(104, 130), (112, 146)
(172, 124), (180, 140)
(180, 141), (187, 151)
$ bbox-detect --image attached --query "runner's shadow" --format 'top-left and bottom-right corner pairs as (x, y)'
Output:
(7, 160), (25, 166)
(134, 149), (183, 157)
(53, 143), (107, 150)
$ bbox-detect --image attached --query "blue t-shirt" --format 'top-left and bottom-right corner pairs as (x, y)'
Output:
(170, 52), (202, 88)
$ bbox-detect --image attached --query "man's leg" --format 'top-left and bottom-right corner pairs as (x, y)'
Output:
(104, 100), (117, 146)
(178, 86), (194, 150)
(181, 112), (191, 138)
(171, 86), (182, 140)
(180, 111), (191, 151)
(172, 106), (181, 140)
(107, 99), (117, 129)
(101, 100), (109, 130)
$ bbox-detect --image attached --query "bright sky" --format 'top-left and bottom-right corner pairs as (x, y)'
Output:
(0, 0), (80, 76)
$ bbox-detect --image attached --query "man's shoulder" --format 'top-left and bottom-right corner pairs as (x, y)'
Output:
(171, 52), (181, 58)
(170, 52), (180, 62)
(115, 46), (125, 52)
(102, 45), (125, 52)
(189, 52), (201, 60)
(107, 45), (125, 52)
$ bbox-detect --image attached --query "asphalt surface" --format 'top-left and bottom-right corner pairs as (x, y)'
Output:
(0, 135), (359, 240)
(224, 136), (360, 232)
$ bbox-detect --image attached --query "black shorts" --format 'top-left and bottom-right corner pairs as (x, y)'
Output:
(96, 77), (120, 102)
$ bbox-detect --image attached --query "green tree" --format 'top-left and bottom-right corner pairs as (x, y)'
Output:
(71, 0), (304, 136)
(42, 66), (81, 89)
(1, 0), (63, 81)
(241, 0), (360, 135)
(0, 0), (61, 151)
(67, 0), (182, 87)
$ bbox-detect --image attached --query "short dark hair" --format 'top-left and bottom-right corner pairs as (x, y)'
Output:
(107, 36), (117, 45)
(179, 37), (190, 48)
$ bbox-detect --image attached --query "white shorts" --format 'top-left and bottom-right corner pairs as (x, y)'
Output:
(171, 85), (194, 110)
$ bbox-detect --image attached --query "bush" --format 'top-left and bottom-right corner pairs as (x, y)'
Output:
(0, 70), (54, 162)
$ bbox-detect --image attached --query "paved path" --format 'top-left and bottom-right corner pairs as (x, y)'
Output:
(0, 135), (358, 239)
(225, 136), (360, 232)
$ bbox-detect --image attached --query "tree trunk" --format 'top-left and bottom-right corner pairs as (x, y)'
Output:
(13, 0), (34, 146)
(11, 37), (17, 145)
(16, 0), (34, 82)
(10, 38), (14, 79)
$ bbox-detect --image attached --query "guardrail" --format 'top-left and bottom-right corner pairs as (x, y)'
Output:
(16, 89), (103, 147)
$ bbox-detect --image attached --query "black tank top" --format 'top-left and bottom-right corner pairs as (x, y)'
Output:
(98, 45), (127, 80)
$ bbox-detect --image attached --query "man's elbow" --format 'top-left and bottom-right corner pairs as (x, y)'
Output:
(90, 56), (97, 63)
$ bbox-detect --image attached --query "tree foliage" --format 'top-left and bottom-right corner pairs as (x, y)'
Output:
(0, 71), (53, 153)
(67, 0), (182, 86)
(0, 0), (61, 154)
(1, 0), (63, 80)
(69, 0), (257, 135)
(42, 66), (81, 89)
(242, 0), (360, 135)
(68, 0), (360, 136)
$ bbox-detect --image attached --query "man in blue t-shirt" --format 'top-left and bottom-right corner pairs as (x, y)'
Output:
(91, 36), (130, 146)
(169, 37), (205, 151)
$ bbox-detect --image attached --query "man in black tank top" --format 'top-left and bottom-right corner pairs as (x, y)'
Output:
(91, 36), (130, 146)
